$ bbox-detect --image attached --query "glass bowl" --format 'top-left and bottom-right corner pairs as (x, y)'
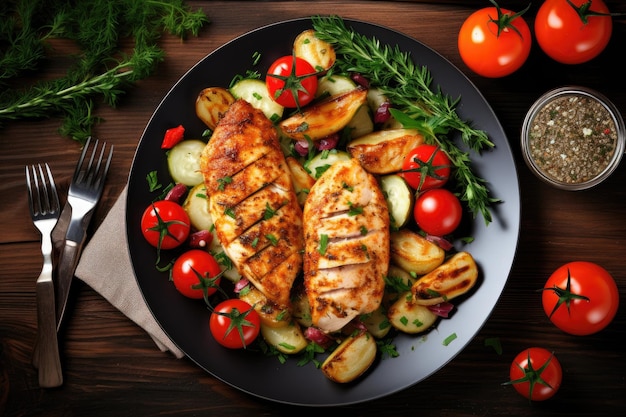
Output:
(521, 86), (625, 190)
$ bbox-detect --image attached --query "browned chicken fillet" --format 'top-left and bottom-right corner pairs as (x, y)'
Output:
(303, 158), (390, 333)
(200, 99), (304, 308)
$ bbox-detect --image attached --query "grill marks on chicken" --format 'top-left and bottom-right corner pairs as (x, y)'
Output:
(200, 99), (303, 307)
(303, 158), (390, 333)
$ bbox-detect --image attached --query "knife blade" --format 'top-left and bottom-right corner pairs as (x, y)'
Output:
(54, 201), (96, 329)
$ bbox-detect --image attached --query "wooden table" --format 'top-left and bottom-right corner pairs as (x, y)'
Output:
(2, 1), (625, 415)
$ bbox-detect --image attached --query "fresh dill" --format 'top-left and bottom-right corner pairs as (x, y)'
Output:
(311, 15), (498, 224)
(0, 0), (209, 143)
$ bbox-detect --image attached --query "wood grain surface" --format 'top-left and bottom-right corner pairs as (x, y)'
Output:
(1, 1), (625, 416)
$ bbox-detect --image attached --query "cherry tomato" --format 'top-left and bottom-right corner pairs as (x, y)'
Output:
(209, 299), (261, 349)
(141, 200), (190, 250)
(535, 0), (613, 64)
(414, 188), (462, 236)
(266, 55), (318, 108)
(458, 2), (532, 78)
(401, 144), (451, 191)
(172, 250), (222, 299)
(507, 347), (562, 401)
(541, 261), (619, 335)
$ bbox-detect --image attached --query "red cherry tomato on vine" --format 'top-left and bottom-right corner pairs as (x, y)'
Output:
(141, 200), (190, 250)
(506, 347), (562, 401)
(535, 0), (613, 64)
(266, 55), (318, 108)
(458, 2), (532, 78)
(172, 250), (222, 299)
(414, 188), (462, 236)
(401, 144), (451, 191)
(541, 261), (619, 335)
(209, 299), (261, 349)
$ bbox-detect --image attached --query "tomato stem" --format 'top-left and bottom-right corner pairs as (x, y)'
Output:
(147, 203), (188, 265)
(215, 306), (258, 349)
(267, 53), (320, 112)
(488, 0), (531, 38)
(502, 350), (557, 401)
(566, 0), (624, 24)
(539, 268), (590, 319)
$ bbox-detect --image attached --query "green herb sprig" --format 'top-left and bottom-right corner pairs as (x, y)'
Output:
(311, 15), (498, 224)
(0, 0), (209, 143)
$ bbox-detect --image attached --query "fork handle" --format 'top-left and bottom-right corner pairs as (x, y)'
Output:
(35, 272), (63, 387)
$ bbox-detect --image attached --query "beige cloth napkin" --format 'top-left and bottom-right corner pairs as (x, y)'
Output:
(73, 186), (185, 358)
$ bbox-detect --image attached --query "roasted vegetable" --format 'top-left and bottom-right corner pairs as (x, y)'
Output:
(412, 251), (478, 305)
(279, 87), (367, 141)
(321, 331), (377, 383)
(293, 29), (336, 72)
(195, 87), (235, 130)
(389, 229), (445, 275)
(347, 128), (424, 174)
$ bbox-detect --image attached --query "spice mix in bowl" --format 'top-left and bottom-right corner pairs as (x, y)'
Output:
(521, 86), (625, 190)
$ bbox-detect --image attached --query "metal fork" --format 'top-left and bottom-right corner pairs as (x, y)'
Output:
(26, 163), (63, 388)
(55, 137), (113, 329)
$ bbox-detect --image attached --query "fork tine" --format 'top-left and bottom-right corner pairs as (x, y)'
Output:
(74, 137), (92, 183)
(44, 163), (60, 214)
(36, 164), (51, 214)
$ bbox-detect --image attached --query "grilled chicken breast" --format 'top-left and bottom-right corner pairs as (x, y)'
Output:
(303, 158), (390, 333)
(200, 99), (303, 308)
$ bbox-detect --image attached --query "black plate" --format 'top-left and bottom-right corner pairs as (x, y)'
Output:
(126, 18), (520, 406)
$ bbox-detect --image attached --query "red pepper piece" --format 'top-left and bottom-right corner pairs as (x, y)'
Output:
(161, 124), (185, 149)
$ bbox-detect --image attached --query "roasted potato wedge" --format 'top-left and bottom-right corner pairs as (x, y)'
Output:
(321, 331), (377, 383)
(279, 87), (367, 141)
(361, 305), (391, 339)
(387, 291), (438, 334)
(347, 128), (424, 174)
(195, 87), (235, 130)
(412, 251), (479, 305)
(293, 29), (336, 72)
(261, 321), (308, 354)
(285, 156), (315, 206)
(239, 286), (291, 328)
(390, 229), (445, 275)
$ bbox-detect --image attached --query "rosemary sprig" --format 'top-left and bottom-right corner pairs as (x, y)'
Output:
(0, 0), (209, 143)
(311, 15), (498, 224)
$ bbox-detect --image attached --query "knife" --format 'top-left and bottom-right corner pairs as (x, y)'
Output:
(54, 201), (96, 329)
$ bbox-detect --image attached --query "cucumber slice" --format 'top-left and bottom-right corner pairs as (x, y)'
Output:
(167, 139), (206, 186)
(380, 174), (413, 229)
(230, 78), (284, 121)
(305, 150), (351, 179)
(316, 74), (356, 97)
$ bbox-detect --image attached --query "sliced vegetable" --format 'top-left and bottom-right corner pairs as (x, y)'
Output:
(167, 139), (206, 186)
(347, 128), (424, 174)
(161, 124), (185, 149)
(321, 331), (377, 383)
(379, 174), (413, 229)
(230, 78), (284, 121)
(195, 87), (235, 130)
(389, 229), (445, 275)
(279, 87), (367, 141)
